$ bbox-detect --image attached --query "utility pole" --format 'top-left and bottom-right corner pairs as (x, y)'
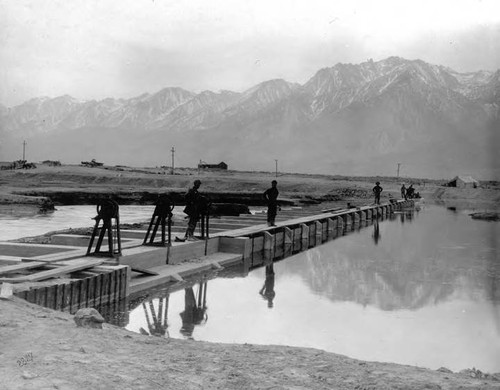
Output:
(22, 140), (27, 161)
(171, 147), (175, 175)
(397, 163), (401, 178)
(274, 159), (278, 178)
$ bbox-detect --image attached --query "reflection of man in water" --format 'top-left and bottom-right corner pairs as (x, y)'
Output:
(259, 264), (276, 308)
(179, 287), (207, 338)
(372, 219), (381, 245)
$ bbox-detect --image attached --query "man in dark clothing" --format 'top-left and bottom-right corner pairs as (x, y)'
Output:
(264, 180), (279, 227)
(406, 184), (415, 199)
(373, 181), (383, 205)
(401, 184), (407, 200)
(183, 179), (202, 240)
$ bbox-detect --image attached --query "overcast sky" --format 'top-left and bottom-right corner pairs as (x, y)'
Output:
(1, 0), (499, 106)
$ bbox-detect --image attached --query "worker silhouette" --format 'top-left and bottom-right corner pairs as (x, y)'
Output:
(401, 184), (407, 200)
(372, 181), (383, 205)
(259, 264), (276, 308)
(406, 184), (415, 199)
(180, 179), (202, 241)
(264, 180), (279, 227)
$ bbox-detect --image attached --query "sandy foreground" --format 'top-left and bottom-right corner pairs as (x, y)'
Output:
(1, 296), (499, 390)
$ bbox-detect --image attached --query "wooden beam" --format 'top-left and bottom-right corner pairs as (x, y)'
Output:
(0, 261), (46, 275)
(0, 259), (104, 283)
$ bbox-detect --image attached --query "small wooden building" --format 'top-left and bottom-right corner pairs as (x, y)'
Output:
(447, 176), (479, 189)
(198, 161), (228, 170)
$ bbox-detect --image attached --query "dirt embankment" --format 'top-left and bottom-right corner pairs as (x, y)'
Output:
(0, 164), (441, 207)
(2, 297), (499, 390)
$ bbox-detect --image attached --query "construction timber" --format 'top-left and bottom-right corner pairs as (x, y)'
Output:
(0, 200), (414, 312)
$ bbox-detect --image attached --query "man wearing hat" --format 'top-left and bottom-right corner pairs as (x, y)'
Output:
(183, 179), (202, 240)
(263, 180), (279, 226)
(372, 181), (383, 205)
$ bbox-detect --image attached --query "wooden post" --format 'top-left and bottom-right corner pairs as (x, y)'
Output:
(263, 231), (274, 262)
(55, 284), (64, 310)
(300, 224), (309, 251)
(315, 221), (323, 245)
(284, 227), (293, 257)
(327, 218), (334, 239)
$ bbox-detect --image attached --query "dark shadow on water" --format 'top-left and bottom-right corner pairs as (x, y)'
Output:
(259, 263), (276, 308)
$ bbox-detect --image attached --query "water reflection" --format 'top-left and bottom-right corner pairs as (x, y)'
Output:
(259, 263), (276, 308)
(140, 297), (170, 337)
(179, 283), (208, 339)
(103, 205), (499, 372)
(372, 219), (381, 245)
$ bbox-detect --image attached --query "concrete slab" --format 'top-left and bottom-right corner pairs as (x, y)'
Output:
(129, 252), (242, 295)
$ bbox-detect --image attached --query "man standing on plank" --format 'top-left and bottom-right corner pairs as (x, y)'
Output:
(264, 180), (279, 227)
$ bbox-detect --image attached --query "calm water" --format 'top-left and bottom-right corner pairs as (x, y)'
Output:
(121, 205), (499, 372)
(0, 204), (178, 241)
(2, 204), (499, 371)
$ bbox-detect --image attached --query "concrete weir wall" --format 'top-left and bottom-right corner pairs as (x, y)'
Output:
(221, 200), (414, 268)
(6, 200), (414, 312)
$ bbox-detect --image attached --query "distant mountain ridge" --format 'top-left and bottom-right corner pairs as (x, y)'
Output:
(1, 57), (498, 179)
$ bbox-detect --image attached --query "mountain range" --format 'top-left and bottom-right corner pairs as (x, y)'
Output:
(1, 56), (498, 179)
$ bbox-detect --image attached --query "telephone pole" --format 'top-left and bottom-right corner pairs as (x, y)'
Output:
(171, 147), (175, 175)
(397, 163), (401, 178)
(274, 159), (278, 178)
(22, 140), (27, 161)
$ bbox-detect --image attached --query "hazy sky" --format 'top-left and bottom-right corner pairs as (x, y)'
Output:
(1, 0), (499, 106)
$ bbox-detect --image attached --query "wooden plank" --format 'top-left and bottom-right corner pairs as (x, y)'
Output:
(308, 223), (315, 247)
(300, 224), (309, 250)
(119, 267), (126, 300)
(95, 273), (103, 306)
(15, 290), (27, 300)
(0, 261), (46, 275)
(0, 259), (103, 283)
(131, 266), (159, 276)
(80, 278), (89, 308)
(110, 271), (117, 303)
(102, 272), (110, 305)
(71, 280), (81, 313)
(88, 277), (96, 307)
(46, 285), (56, 309)
(315, 221), (323, 245)
(26, 289), (36, 304)
(263, 231), (274, 252)
(55, 284), (64, 310)
(284, 227), (293, 245)
(36, 287), (46, 307)
(21, 248), (88, 263)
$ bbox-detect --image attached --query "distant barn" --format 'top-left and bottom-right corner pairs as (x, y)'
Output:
(198, 161), (228, 170)
(447, 175), (479, 188)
